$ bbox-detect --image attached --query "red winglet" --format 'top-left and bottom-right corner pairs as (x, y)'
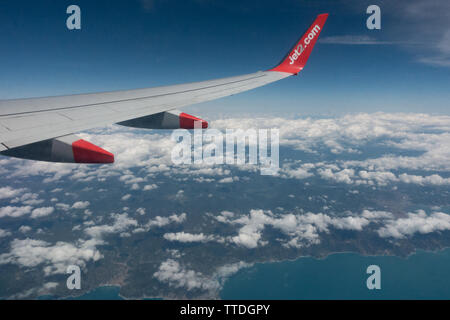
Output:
(269, 13), (328, 75)
(72, 139), (114, 163)
(179, 112), (208, 129)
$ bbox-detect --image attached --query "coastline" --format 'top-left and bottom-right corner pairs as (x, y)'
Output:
(51, 246), (450, 300)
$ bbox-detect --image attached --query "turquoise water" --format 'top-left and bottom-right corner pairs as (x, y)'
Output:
(221, 248), (450, 299)
(69, 286), (123, 300)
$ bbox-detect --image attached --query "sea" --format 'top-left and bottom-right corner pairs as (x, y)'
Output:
(63, 248), (450, 300)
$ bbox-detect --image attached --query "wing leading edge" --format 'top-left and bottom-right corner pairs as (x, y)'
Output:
(0, 14), (328, 163)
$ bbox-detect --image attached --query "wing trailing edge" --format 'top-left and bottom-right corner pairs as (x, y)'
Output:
(118, 110), (208, 129)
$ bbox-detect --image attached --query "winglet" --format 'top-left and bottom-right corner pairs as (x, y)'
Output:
(269, 13), (328, 75)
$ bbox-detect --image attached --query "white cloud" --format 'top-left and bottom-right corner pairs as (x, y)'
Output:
(7, 161), (76, 183)
(153, 259), (252, 294)
(175, 190), (184, 200)
(167, 213), (187, 224)
(215, 261), (253, 279)
(84, 213), (138, 239)
(213, 113), (450, 175)
(217, 176), (240, 183)
(216, 207), (450, 248)
(153, 259), (220, 291)
(0, 186), (26, 200)
(10, 192), (43, 206)
(0, 229), (12, 238)
(120, 174), (145, 185)
(121, 194), (131, 201)
(9, 282), (59, 299)
(318, 168), (355, 184)
(72, 201), (90, 210)
(0, 206), (32, 218)
(0, 238), (103, 276)
(143, 184), (158, 191)
(133, 213), (187, 233)
(1, 113), (448, 192)
(1, 112), (447, 194)
(31, 207), (54, 219)
(217, 209), (391, 249)
(163, 232), (215, 243)
(398, 173), (450, 186)
(56, 203), (70, 211)
(377, 210), (450, 239)
(19, 226), (32, 233)
(280, 162), (314, 180)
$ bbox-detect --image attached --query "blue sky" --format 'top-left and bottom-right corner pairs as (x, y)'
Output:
(0, 0), (449, 116)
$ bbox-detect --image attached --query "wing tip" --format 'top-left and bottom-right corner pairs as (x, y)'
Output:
(268, 13), (329, 75)
(72, 139), (115, 164)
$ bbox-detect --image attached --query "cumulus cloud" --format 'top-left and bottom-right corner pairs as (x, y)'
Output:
(143, 184), (158, 191)
(215, 208), (450, 249)
(56, 203), (70, 211)
(0, 186), (26, 200)
(153, 259), (220, 291)
(72, 201), (90, 210)
(153, 259), (253, 294)
(398, 173), (450, 186)
(217, 176), (240, 183)
(318, 168), (355, 184)
(215, 261), (253, 279)
(9, 282), (59, 299)
(120, 174), (145, 185)
(0, 229), (12, 238)
(10, 192), (43, 206)
(217, 209), (395, 249)
(213, 113), (450, 172)
(6, 161), (75, 184)
(19, 226), (32, 233)
(84, 213), (138, 239)
(121, 194), (131, 201)
(0, 238), (103, 276)
(279, 162), (314, 180)
(1, 113), (448, 192)
(377, 210), (450, 239)
(31, 207), (54, 219)
(133, 213), (187, 233)
(136, 207), (146, 215)
(0, 206), (32, 218)
(163, 232), (216, 243)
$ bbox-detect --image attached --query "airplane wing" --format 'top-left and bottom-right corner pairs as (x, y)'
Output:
(0, 14), (328, 163)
